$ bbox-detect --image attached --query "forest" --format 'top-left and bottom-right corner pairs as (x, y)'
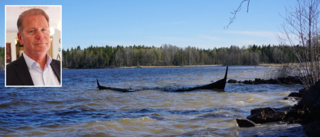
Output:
(0, 47), (4, 70)
(62, 44), (297, 68)
(0, 44), (299, 69)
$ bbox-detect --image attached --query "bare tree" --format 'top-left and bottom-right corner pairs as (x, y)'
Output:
(225, 0), (251, 29)
(281, 0), (320, 88)
(124, 47), (133, 66)
(115, 50), (124, 67)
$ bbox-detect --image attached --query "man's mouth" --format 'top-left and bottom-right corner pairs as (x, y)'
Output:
(34, 42), (48, 45)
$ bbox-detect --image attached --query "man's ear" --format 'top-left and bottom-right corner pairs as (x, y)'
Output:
(17, 32), (23, 45)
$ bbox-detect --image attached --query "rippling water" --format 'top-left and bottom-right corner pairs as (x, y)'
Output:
(0, 66), (305, 136)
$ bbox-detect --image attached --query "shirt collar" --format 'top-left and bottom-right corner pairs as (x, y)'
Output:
(23, 52), (52, 70)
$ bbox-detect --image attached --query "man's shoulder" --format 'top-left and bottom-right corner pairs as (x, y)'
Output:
(52, 59), (61, 63)
(51, 59), (61, 66)
(6, 56), (25, 69)
(50, 59), (61, 70)
(50, 59), (61, 82)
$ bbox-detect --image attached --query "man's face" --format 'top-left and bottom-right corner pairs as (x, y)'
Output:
(18, 14), (50, 56)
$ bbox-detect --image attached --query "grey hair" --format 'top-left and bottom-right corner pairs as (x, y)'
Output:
(17, 8), (49, 33)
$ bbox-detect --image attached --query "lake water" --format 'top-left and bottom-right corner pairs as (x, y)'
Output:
(0, 66), (306, 136)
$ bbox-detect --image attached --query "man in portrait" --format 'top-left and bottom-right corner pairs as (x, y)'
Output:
(6, 8), (61, 86)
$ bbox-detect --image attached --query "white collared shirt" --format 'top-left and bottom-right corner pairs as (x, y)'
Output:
(23, 52), (60, 86)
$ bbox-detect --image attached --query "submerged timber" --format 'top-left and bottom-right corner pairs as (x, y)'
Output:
(97, 79), (135, 92)
(97, 66), (228, 92)
(173, 66), (228, 92)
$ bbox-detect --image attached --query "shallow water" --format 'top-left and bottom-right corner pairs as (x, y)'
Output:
(0, 66), (305, 136)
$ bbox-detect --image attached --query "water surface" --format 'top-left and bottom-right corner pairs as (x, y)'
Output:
(0, 66), (305, 136)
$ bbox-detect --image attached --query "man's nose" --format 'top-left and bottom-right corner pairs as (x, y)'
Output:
(35, 30), (45, 39)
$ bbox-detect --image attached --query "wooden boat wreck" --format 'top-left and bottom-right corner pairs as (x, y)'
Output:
(97, 79), (135, 92)
(173, 66), (228, 92)
(97, 66), (228, 92)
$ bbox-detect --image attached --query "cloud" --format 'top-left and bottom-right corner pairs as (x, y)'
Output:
(225, 31), (281, 38)
(276, 32), (300, 45)
(199, 35), (222, 41)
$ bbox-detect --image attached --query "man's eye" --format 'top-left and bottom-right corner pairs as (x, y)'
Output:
(29, 30), (35, 33)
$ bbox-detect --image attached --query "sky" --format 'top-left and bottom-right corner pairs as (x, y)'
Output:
(1, 0), (297, 49)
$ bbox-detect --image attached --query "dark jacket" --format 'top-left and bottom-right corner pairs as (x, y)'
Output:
(6, 55), (61, 86)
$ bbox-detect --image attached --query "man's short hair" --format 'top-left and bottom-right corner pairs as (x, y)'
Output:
(17, 8), (49, 33)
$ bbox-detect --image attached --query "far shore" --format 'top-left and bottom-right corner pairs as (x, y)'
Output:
(106, 63), (296, 69)
(119, 64), (222, 69)
(61, 63), (301, 69)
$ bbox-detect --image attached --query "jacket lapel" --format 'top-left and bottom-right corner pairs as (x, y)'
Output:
(15, 55), (34, 85)
(50, 60), (61, 83)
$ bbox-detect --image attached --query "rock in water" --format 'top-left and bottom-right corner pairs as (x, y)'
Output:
(288, 92), (303, 98)
(298, 80), (320, 137)
(299, 80), (320, 118)
(236, 119), (255, 127)
(227, 79), (237, 83)
(304, 120), (320, 137)
(247, 107), (288, 124)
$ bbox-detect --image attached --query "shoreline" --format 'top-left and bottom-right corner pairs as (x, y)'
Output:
(62, 63), (290, 69)
(119, 64), (222, 69)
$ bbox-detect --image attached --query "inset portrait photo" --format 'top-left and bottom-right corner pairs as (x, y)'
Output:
(5, 5), (62, 87)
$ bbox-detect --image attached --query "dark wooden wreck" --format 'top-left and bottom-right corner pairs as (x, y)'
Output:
(97, 79), (135, 92)
(173, 66), (228, 92)
(97, 66), (228, 92)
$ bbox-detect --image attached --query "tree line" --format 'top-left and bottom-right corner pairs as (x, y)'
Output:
(62, 44), (297, 68)
(0, 47), (4, 70)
